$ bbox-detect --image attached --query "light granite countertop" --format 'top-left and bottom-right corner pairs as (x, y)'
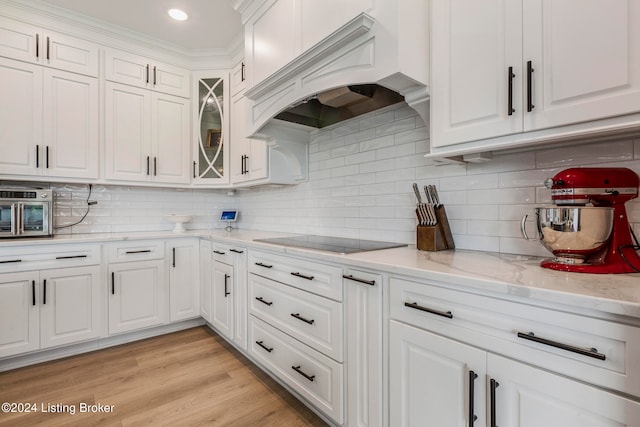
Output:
(4, 228), (640, 319)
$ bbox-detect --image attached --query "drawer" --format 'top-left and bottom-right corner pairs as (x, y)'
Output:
(248, 250), (343, 301)
(0, 244), (100, 272)
(249, 274), (343, 361)
(211, 242), (245, 264)
(248, 315), (344, 425)
(390, 276), (640, 397)
(106, 240), (164, 262)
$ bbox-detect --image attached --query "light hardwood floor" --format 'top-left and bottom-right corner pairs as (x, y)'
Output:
(0, 327), (328, 426)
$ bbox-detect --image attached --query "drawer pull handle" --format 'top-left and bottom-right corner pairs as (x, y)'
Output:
(213, 250), (226, 255)
(256, 340), (273, 353)
(291, 272), (314, 281)
(230, 249), (244, 254)
(125, 250), (152, 254)
(516, 331), (606, 361)
(0, 259), (22, 264)
(291, 313), (314, 325)
(468, 370), (478, 427)
(255, 296), (273, 306)
(55, 255), (88, 260)
(404, 301), (453, 319)
(343, 274), (375, 286)
(490, 378), (499, 427)
(291, 365), (315, 382)
(255, 262), (273, 269)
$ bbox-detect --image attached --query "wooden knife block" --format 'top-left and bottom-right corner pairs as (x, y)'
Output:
(417, 206), (455, 251)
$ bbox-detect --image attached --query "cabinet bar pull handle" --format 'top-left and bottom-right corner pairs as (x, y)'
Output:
(517, 331), (605, 360)
(42, 279), (47, 305)
(0, 259), (22, 264)
(291, 272), (314, 281)
(468, 370), (478, 427)
(490, 378), (499, 427)
(146, 156), (150, 175)
(291, 312), (314, 325)
(404, 301), (453, 319)
(111, 272), (115, 295)
(36, 145), (40, 168)
(507, 66), (515, 116)
(255, 262), (273, 269)
(526, 60), (534, 112)
(36, 33), (39, 58)
(255, 296), (273, 306)
(45, 146), (49, 168)
(245, 156), (249, 174)
(213, 250), (226, 255)
(230, 249), (244, 254)
(55, 255), (87, 260)
(153, 66), (157, 86)
(343, 274), (375, 286)
(291, 365), (315, 382)
(172, 247), (176, 268)
(125, 249), (152, 254)
(224, 274), (230, 297)
(241, 61), (245, 82)
(256, 340), (273, 353)
(193, 161), (196, 178)
(32, 280), (36, 306)
(153, 157), (157, 176)
(46, 36), (50, 60)
(146, 64), (149, 84)
(240, 155), (245, 174)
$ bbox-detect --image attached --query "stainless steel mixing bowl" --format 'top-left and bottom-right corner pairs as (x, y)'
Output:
(522, 206), (614, 261)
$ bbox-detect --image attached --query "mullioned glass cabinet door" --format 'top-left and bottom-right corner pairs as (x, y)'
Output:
(193, 71), (230, 184)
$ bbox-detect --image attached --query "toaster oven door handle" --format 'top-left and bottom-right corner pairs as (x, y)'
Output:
(10, 203), (18, 235)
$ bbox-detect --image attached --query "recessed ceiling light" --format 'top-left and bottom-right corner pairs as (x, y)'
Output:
(168, 8), (188, 21)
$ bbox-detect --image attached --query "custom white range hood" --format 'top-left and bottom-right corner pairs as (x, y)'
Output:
(234, 0), (430, 143)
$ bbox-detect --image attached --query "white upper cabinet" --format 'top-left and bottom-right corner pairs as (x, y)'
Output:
(0, 16), (99, 77)
(431, 0), (640, 152)
(105, 82), (191, 184)
(0, 16), (99, 181)
(105, 48), (190, 98)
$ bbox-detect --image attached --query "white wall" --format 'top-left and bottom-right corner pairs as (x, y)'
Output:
(42, 102), (640, 258)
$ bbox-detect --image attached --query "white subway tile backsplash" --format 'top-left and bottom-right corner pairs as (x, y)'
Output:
(45, 103), (640, 259)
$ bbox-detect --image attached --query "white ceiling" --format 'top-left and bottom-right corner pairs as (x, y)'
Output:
(37, 0), (243, 51)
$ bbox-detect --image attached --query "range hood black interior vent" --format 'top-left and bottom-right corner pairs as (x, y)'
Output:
(274, 84), (404, 129)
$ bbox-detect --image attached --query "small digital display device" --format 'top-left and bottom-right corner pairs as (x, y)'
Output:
(220, 210), (238, 221)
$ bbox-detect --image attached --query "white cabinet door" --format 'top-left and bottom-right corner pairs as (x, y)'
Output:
(105, 81), (151, 182)
(248, 0), (297, 87)
(108, 260), (166, 335)
(0, 57), (42, 176)
(211, 260), (234, 340)
(39, 266), (102, 348)
(489, 353), (640, 427)
(0, 17), (99, 76)
(199, 240), (212, 322)
(151, 93), (191, 184)
(42, 69), (99, 179)
(389, 320), (487, 427)
(105, 48), (190, 98)
(231, 94), (269, 184)
(344, 269), (383, 427)
(0, 271), (39, 358)
(523, 0), (640, 132)
(431, 0), (523, 148)
(168, 239), (200, 322)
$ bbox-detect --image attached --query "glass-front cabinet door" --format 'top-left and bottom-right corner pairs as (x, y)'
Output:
(192, 71), (230, 185)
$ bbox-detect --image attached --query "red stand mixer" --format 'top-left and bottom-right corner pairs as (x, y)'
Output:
(523, 167), (640, 273)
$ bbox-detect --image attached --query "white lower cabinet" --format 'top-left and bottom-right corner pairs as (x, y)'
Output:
(167, 239), (200, 322)
(0, 265), (102, 358)
(389, 321), (487, 427)
(199, 240), (212, 322)
(489, 353), (640, 427)
(107, 241), (166, 335)
(388, 276), (640, 427)
(211, 260), (234, 339)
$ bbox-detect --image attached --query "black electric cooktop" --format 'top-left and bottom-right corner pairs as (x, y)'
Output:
(254, 235), (407, 254)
